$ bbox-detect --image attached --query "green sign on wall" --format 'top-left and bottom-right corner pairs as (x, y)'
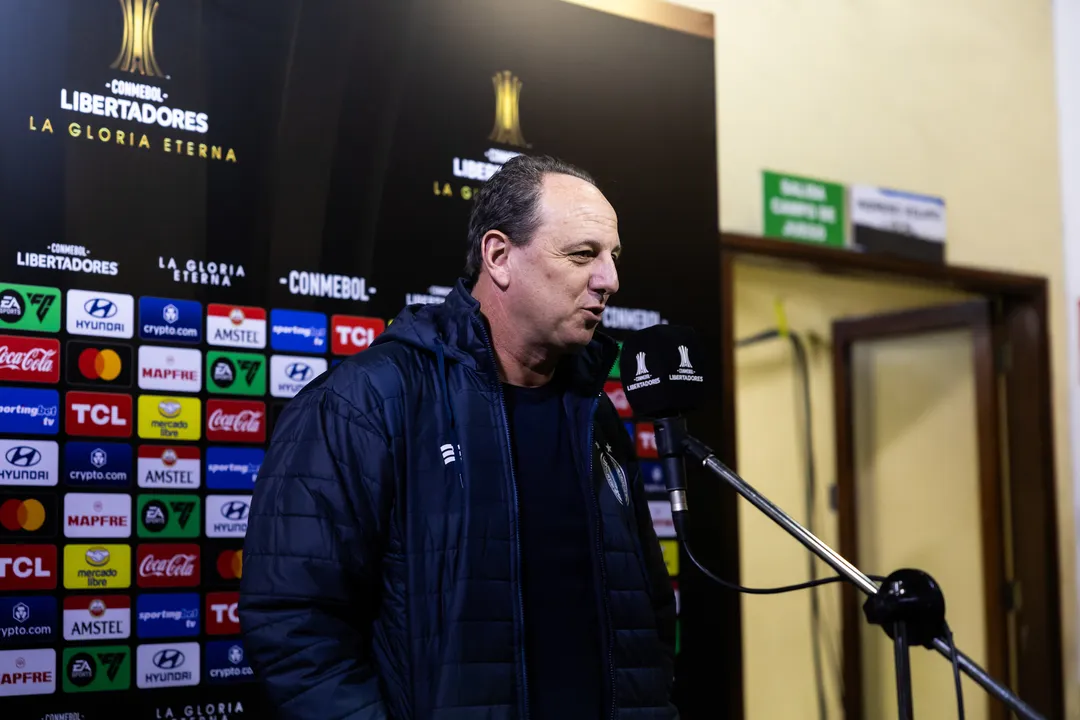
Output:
(206, 351), (266, 395)
(763, 171), (845, 247)
(0, 282), (61, 332)
(137, 494), (201, 538)
(63, 646), (131, 693)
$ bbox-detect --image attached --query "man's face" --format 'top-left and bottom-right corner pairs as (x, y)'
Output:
(506, 173), (621, 351)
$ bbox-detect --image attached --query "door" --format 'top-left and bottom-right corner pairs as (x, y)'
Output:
(832, 300), (1009, 720)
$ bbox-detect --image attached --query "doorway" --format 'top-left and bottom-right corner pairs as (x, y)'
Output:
(833, 301), (1006, 719)
(718, 233), (1062, 720)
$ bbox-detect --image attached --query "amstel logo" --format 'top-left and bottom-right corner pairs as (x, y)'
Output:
(111, 0), (166, 78)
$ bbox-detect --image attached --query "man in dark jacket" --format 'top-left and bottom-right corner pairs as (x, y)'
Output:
(239, 154), (678, 719)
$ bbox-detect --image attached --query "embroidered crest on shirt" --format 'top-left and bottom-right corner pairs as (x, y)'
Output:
(597, 441), (629, 505)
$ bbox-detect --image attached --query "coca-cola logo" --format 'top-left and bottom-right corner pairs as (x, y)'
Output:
(135, 544), (200, 588)
(139, 552), (197, 577)
(0, 335), (60, 384)
(208, 408), (262, 433)
(0, 345), (56, 372)
(206, 400), (266, 443)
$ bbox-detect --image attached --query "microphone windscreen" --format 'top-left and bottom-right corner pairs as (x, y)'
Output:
(618, 324), (707, 418)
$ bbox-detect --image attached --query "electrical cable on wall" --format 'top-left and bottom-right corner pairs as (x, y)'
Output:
(735, 325), (830, 720)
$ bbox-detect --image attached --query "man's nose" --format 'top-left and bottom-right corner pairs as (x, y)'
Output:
(592, 254), (620, 297)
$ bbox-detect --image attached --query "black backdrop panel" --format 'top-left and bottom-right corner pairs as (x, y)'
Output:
(0, 1), (728, 717)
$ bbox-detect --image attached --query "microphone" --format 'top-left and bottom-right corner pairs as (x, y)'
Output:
(618, 324), (708, 525)
(617, 326), (1045, 720)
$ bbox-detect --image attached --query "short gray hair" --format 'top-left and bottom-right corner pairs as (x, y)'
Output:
(464, 154), (596, 281)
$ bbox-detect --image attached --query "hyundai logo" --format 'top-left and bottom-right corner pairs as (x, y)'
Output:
(84, 298), (117, 319)
(152, 649), (185, 669)
(221, 501), (249, 521)
(5, 446), (41, 467)
(285, 362), (312, 381)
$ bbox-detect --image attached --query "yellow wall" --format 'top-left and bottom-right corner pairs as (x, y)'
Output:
(663, 0), (1073, 715)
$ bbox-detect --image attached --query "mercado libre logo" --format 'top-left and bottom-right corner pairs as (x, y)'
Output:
(25, 0), (238, 164)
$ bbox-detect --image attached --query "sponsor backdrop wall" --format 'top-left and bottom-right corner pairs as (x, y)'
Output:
(0, 1), (723, 718)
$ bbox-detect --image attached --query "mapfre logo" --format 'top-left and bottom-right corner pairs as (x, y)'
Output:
(0, 648), (56, 696)
(65, 391), (132, 438)
(137, 346), (202, 393)
(136, 543), (200, 588)
(63, 492), (131, 539)
(0, 335), (59, 384)
(206, 399), (265, 443)
(330, 315), (385, 355)
(0, 545), (56, 591)
(205, 591), (240, 635)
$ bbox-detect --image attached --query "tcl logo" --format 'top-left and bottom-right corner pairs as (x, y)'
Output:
(635, 422), (658, 459)
(205, 591), (239, 634)
(0, 545), (56, 590)
(66, 392), (132, 438)
(331, 315), (384, 356)
(604, 380), (632, 419)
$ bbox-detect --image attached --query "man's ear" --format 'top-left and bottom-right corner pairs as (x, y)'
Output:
(482, 230), (512, 290)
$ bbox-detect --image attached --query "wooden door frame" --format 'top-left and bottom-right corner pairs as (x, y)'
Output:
(832, 300), (1005, 719)
(717, 233), (1063, 719)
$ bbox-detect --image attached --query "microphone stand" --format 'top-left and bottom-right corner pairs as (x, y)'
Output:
(652, 416), (1046, 720)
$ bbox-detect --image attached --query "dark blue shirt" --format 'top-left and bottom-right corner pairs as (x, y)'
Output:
(504, 378), (603, 719)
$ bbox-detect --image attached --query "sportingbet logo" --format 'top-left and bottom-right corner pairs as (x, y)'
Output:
(0, 387), (59, 435)
(269, 308), (327, 353)
(136, 593), (200, 639)
(331, 315), (384, 355)
(206, 447), (262, 490)
(0, 545), (56, 590)
(66, 391), (132, 438)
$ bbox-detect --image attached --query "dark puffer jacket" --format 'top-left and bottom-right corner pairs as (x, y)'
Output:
(239, 279), (678, 719)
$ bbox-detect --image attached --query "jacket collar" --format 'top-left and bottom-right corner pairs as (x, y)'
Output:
(381, 277), (619, 396)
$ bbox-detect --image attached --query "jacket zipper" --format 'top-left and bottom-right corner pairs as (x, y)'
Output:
(586, 394), (618, 720)
(476, 319), (530, 720)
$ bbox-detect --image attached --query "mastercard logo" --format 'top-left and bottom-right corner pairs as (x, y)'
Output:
(78, 347), (123, 381)
(0, 498), (47, 531)
(217, 549), (243, 580)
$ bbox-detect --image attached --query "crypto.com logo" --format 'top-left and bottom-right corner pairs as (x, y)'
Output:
(111, 0), (166, 78)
